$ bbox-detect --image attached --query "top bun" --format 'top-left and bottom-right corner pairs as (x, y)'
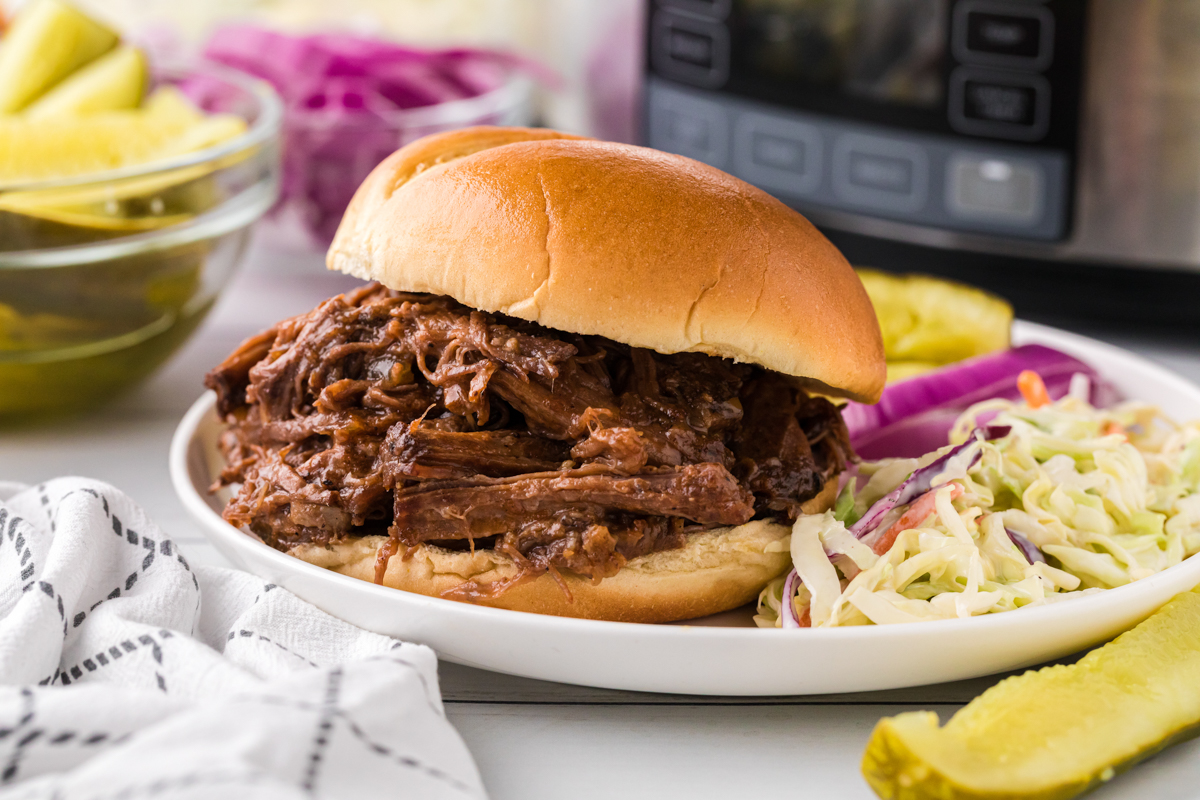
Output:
(328, 127), (885, 402)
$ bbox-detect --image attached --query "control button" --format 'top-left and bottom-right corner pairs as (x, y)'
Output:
(968, 13), (1044, 58)
(949, 68), (1050, 141)
(650, 11), (730, 89)
(656, 0), (731, 20)
(953, 1), (1054, 70)
(849, 153), (913, 193)
(946, 154), (1044, 225)
(832, 134), (928, 213)
(646, 85), (729, 168)
(668, 28), (713, 67)
(964, 82), (1037, 125)
(732, 112), (822, 196)
(755, 135), (806, 172)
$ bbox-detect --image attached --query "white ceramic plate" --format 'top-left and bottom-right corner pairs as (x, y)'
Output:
(170, 321), (1200, 695)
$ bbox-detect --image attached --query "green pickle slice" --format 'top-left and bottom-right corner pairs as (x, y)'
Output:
(857, 269), (1013, 368)
(862, 588), (1200, 800)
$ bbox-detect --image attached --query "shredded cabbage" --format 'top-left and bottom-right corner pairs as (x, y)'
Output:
(755, 393), (1200, 628)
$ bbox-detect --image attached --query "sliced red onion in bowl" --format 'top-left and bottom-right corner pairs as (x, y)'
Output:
(843, 345), (1121, 459)
(1006, 528), (1046, 564)
(201, 25), (551, 244)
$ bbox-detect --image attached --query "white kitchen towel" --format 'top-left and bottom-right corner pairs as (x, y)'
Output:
(0, 478), (486, 800)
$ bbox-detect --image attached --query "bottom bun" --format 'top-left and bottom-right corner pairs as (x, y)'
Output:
(289, 479), (837, 623)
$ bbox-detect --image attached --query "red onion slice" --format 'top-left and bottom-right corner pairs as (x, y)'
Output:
(850, 431), (993, 540)
(1006, 528), (1046, 564)
(843, 345), (1120, 459)
(780, 570), (802, 628)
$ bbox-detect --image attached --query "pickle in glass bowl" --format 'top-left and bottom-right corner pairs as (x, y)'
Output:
(0, 64), (281, 421)
(0, 241), (213, 417)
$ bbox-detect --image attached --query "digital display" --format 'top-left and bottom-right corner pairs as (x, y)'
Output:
(733, 0), (950, 109)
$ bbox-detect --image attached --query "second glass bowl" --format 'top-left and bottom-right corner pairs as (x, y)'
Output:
(266, 72), (534, 248)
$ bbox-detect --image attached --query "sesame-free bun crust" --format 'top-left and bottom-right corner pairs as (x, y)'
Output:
(288, 478), (837, 623)
(328, 127), (885, 403)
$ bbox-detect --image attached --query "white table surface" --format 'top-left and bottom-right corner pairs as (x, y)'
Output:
(5, 238), (1200, 799)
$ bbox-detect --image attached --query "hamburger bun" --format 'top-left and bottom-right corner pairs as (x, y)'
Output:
(289, 479), (838, 623)
(328, 126), (885, 403)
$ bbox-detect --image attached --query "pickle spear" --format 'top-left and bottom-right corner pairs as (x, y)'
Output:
(0, 0), (118, 113)
(24, 44), (146, 119)
(862, 588), (1200, 800)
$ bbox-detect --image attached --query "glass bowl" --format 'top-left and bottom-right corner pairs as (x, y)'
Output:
(265, 72), (534, 248)
(0, 63), (282, 420)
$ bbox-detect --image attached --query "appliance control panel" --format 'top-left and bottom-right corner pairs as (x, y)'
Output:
(648, 78), (1069, 240)
(646, 0), (1085, 241)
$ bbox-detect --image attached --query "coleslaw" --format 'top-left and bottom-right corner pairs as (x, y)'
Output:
(756, 373), (1200, 628)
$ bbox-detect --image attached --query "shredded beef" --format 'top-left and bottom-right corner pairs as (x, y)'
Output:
(391, 463), (754, 539)
(206, 284), (854, 599)
(384, 422), (570, 481)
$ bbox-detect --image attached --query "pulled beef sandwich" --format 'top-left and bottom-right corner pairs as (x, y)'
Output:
(205, 126), (885, 623)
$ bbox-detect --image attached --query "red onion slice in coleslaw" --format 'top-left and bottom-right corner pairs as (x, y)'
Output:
(780, 570), (803, 628)
(849, 428), (1004, 540)
(1006, 528), (1046, 564)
